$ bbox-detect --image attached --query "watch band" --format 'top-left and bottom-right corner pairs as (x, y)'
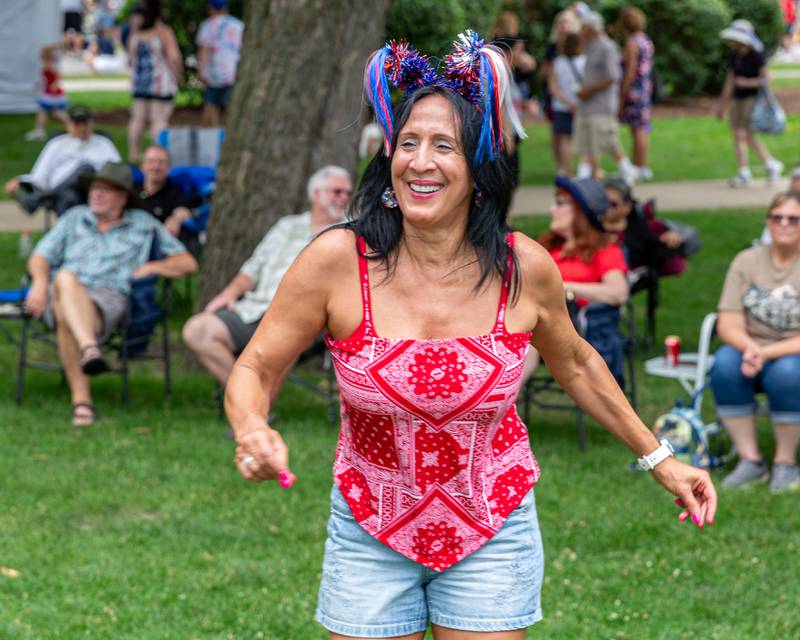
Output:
(637, 439), (675, 471)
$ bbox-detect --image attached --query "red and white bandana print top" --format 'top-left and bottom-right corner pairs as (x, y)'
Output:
(325, 235), (541, 571)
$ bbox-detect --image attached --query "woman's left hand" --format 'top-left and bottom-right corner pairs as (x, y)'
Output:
(652, 458), (717, 528)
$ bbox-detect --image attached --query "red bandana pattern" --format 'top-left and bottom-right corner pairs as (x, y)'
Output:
(325, 236), (541, 571)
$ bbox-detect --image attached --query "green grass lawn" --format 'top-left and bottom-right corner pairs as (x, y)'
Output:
(3, 108), (799, 201)
(517, 113), (800, 186)
(1, 210), (799, 638)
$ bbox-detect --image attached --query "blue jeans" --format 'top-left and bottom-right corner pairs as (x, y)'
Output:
(709, 344), (800, 424)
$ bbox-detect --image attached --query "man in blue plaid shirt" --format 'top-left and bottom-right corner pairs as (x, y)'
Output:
(25, 162), (197, 425)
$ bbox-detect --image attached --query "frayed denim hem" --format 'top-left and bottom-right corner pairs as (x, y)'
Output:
(315, 609), (428, 638)
(429, 608), (543, 632)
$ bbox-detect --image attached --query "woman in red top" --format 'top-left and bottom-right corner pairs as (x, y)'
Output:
(526, 176), (628, 385)
(538, 176), (628, 308)
(224, 34), (716, 639)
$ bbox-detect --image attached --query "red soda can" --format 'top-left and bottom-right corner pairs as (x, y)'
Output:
(664, 335), (681, 367)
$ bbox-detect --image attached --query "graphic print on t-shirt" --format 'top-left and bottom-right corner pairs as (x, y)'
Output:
(742, 283), (800, 332)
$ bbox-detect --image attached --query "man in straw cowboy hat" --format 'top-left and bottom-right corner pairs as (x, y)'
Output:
(24, 161), (198, 426)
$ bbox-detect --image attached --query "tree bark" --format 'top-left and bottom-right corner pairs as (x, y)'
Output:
(198, 0), (393, 307)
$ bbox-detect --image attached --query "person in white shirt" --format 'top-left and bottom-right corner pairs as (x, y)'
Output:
(549, 32), (586, 177)
(4, 105), (121, 214)
(182, 166), (352, 392)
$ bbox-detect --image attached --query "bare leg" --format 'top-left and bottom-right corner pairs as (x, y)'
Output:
(721, 414), (762, 461)
(182, 312), (237, 385)
(34, 110), (47, 131)
(128, 98), (148, 163)
(632, 126), (649, 167)
(773, 424), (800, 465)
(432, 625), (527, 639)
(733, 128), (749, 170)
(745, 130), (773, 164)
(149, 99), (175, 143)
(52, 270), (103, 352)
(203, 103), (222, 127)
(589, 155), (601, 180)
(557, 135), (573, 176)
(52, 109), (69, 125)
(52, 296), (93, 408)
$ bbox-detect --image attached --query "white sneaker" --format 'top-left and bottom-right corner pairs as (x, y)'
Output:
(766, 160), (784, 185)
(24, 128), (45, 141)
(728, 173), (752, 188)
(636, 166), (654, 181)
(576, 162), (592, 180)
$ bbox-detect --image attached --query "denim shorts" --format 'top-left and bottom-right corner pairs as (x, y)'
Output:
(315, 486), (544, 637)
(710, 344), (800, 424)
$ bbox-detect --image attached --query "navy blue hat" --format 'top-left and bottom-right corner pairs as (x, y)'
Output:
(209, 0), (229, 8)
(555, 176), (610, 231)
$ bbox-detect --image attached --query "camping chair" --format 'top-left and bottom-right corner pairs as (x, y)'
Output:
(521, 301), (639, 450)
(16, 234), (174, 408)
(627, 265), (660, 348)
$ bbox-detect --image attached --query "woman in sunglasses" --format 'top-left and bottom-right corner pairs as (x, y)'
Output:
(711, 191), (800, 493)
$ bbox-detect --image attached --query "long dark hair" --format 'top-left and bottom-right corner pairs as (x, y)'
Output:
(348, 84), (520, 300)
(140, 0), (162, 31)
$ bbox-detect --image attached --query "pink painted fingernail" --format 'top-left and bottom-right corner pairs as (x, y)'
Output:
(692, 513), (700, 526)
(674, 499), (682, 506)
(708, 517), (714, 526)
(678, 512), (689, 522)
(278, 471), (296, 489)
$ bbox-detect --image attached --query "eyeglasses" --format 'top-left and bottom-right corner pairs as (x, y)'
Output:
(767, 214), (800, 225)
(607, 200), (622, 209)
(327, 188), (352, 197)
(554, 198), (571, 207)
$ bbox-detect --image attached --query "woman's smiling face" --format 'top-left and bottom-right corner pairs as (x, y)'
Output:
(390, 93), (473, 231)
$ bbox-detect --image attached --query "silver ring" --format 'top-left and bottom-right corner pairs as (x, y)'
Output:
(240, 455), (255, 467)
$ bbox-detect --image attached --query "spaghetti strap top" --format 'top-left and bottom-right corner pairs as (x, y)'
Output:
(325, 233), (540, 571)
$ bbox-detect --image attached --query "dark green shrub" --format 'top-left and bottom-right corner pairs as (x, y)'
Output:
(725, 0), (785, 54)
(387, 0), (501, 61)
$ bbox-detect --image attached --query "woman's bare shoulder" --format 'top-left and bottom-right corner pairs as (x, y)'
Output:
(512, 231), (563, 292)
(297, 226), (358, 273)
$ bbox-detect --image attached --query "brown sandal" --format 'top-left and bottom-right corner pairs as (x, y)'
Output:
(72, 402), (97, 427)
(79, 343), (110, 376)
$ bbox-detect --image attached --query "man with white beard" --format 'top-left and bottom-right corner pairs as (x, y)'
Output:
(182, 166), (352, 390)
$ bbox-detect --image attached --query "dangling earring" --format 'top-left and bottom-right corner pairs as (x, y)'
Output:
(473, 187), (483, 207)
(381, 187), (399, 208)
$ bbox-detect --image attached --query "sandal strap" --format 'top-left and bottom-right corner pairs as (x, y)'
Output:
(72, 402), (96, 415)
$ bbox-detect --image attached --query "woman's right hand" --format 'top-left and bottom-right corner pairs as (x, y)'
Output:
(233, 415), (291, 484)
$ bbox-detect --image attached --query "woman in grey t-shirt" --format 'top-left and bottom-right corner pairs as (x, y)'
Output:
(711, 192), (800, 493)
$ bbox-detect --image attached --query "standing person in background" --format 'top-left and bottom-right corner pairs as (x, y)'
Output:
(574, 12), (637, 184)
(127, 0), (183, 163)
(549, 32), (585, 176)
(541, 9), (581, 170)
(715, 20), (783, 188)
(62, 0), (85, 55)
(618, 7), (655, 182)
(196, 0), (244, 127)
(25, 45), (69, 142)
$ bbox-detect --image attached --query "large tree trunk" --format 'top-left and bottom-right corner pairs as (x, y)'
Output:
(198, 0), (393, 306)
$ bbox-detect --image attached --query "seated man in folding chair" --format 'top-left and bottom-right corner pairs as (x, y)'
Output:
(24, 162), (198, 426)
(137, 145), (197, 238)
(4, 105), (121, 215)
(526, 176), (629, 386)
(182, 165), (351, 396)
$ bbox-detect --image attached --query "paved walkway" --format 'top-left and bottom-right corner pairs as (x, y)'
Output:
(0, 177), (788, 232)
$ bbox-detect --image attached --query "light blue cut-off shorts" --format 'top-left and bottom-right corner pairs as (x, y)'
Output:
(315, 485), (544, 637)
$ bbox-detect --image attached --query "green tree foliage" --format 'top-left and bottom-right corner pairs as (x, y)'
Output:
(386, 0), (501, 61)
(726, 0), (785, 54)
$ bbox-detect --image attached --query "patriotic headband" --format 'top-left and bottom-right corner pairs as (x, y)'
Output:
(364, 30), (526, 165)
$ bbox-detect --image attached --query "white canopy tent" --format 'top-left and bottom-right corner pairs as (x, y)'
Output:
(0, 0), (60, 113)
